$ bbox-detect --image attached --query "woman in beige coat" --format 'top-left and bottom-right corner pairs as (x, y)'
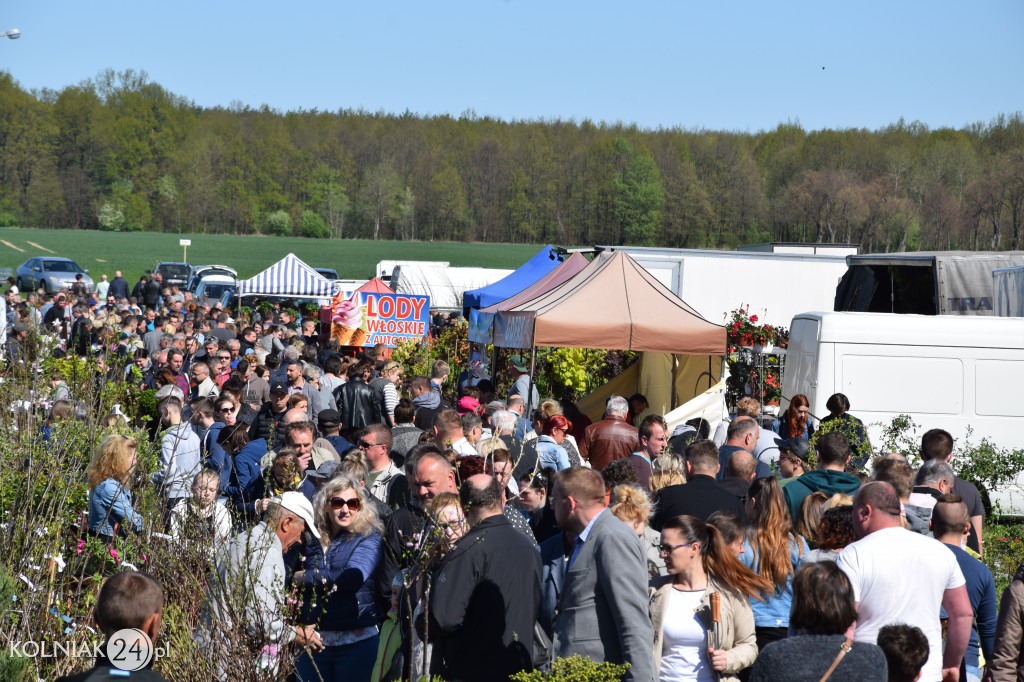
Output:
(649, 515), (772, 682)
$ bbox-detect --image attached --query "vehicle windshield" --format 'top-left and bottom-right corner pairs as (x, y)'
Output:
(201, 284), (233, 298)
(43, 260), (83, 273)
(157, 264), (190, 277)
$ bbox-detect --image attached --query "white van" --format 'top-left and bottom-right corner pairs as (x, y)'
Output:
(781, 311), (1024, 514)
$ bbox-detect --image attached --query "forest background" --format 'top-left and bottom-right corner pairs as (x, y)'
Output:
(1, 69), (1023, 253)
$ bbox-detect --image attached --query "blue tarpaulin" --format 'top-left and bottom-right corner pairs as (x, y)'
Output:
(462, 245), (562, 310)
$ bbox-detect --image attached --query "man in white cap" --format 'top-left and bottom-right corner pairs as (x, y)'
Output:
(199, 491), (324, 663)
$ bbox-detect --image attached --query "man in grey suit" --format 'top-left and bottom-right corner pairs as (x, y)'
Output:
(551, 467), (656, 682)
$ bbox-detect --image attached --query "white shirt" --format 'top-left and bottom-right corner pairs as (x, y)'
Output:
(660, 588), (714, 682)
(452, 437), (478, 457)
(836, 526), (965, 682)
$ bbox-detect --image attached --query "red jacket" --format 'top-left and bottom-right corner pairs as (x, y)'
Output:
(580, 415), (639, 471)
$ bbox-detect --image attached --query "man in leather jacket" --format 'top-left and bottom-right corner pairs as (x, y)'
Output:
(334, 359), (384, 430)
(580, 395), (639, 472)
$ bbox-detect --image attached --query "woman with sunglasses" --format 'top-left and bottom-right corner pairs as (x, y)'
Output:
(214, 395), (238, 427)
(649, 515), (772, 682)
(294, 475), (384, 682)
(536, 414), (572, 472)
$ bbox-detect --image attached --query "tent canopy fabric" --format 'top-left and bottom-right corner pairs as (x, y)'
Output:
(354, 277), (396, 295)
(493, 251), (726, 354)
(462, 245), (562, 310)
(237, 253), (335, 299)
(468, 252), (590, 344)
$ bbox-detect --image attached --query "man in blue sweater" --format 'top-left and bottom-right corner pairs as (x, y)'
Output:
(932, 494), (997, 682)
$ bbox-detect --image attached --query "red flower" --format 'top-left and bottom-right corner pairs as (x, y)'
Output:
(750, 315), (758, 323)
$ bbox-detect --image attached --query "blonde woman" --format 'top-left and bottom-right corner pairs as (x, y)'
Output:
(611, 483), (665, 577)
(294, 476), (384, 682)
(87, 434), (142, 539)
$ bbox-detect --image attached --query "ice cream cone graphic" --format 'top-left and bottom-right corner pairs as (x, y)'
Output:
(331, 292), (364, 346)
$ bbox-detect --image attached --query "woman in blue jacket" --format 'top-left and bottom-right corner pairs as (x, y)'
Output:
(87, 434), (143, 539)
(294, 475), (383, 682)
(210, 424), (267, 512)
(535, 414), (572, 472)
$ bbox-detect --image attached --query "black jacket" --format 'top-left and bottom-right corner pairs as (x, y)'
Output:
(143, 279), (162, 307)
(417, 514), (541, 682)
(249, 403), (287, 447)
(334, 376), (383, 430)
(650, 475), (747, 529)
(107, 276), (129, 300)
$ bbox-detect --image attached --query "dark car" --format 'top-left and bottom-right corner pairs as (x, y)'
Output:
(16, 257), (93, 294)
(314, 267), (339, 280)
(153, 262), (191, 288)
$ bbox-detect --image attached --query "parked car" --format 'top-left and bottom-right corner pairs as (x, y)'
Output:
(314, 267), (339, 280)
(153, 262), (192, 288)
(16, 257), (93, 294)
(195, 275), (237, 304)
(186, 264), (238, 292)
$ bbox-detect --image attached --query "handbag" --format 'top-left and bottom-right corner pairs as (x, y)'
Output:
(817, 637), (854, 682)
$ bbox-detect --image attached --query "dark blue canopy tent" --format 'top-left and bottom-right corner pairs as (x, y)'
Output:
(462, 244), (562, 310)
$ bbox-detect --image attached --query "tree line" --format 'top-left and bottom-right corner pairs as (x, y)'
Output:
(1, 69), (1023, 252)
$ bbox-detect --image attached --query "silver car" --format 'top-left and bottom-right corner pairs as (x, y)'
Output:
(16, 257), (93, 294)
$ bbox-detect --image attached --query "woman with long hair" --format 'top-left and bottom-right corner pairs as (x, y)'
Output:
(294, 475), (384, 682)
(536, 414), (572, 472)
(772, 394), (815, 439)
(739, 477), (808, 652)
(649, 515), (773, 681)
(651, 453), (686, 495)
(749, 562), (887, 681)
(87, 434), (142, 539)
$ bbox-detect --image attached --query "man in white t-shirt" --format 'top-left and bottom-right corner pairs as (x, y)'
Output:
(837, 481), (973, 682)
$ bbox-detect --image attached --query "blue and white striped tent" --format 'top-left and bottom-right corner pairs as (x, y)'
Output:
(237, 253), (336, 298)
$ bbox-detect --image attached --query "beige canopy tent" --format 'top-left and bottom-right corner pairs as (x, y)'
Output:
(493, 250), (727, 417)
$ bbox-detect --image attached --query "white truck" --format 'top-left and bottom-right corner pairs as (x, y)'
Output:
(781, 310), (1024, 514)
(390, 264), (513, 312)
(598, 245), (853, 328)
(376, 260), (450, 286)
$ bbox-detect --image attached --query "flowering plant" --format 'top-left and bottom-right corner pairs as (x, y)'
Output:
(726, 306), (788, 349)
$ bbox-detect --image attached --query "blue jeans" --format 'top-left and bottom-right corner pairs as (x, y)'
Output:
(295, 635), (378, 682)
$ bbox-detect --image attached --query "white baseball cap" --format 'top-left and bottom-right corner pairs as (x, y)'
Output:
(274, 491), (320, 539)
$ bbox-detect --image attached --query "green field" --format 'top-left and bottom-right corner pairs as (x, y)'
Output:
(0, 228), (545, 287)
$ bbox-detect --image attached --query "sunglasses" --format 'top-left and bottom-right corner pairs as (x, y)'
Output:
(330, 497), (361, 511)
(217, 356), (230, 360)
(357, 440), (379, 449)
(219, 407), (234, 414)
(656, 541), (695, 555)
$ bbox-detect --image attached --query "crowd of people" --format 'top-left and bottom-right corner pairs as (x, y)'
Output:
(11, 276), (1024, 682)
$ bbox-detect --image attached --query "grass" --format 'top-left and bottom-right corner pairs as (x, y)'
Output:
(0, 227), (546, 288)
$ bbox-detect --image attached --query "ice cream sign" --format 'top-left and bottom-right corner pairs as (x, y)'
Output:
(331, 291), (430, 348)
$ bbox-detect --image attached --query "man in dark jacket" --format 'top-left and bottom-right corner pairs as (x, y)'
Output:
(249, 381), (290, 445)
(410, 375), (451, 432)
(651, 440), (746, 529)
(418, 474), (541, 682)
(108, 270), (130, 300)
(143, 273), (162, 309)
(580, 395), (639, 471)
(334, 360), (383, 429)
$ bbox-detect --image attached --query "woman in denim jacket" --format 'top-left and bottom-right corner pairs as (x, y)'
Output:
(87, 434), (143, 538)
(536, 414), (572, 472)
(294, 475), (384, 682)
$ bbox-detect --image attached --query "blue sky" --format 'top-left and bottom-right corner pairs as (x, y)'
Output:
(2, 1), (1021, 132)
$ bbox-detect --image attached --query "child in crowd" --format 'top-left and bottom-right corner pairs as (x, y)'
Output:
(169, 469), (232, 558)
(877, 623), (930, 682)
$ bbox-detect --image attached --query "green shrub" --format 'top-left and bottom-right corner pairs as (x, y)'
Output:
(266, 209), (292, 237)
(511, 655), (630, 682)
(299, 210), (329, 239)
(0, 212), (19, 228)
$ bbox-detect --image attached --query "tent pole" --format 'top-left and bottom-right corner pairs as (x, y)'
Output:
(489, 342), (497, 384)
(527, 346), (537, 416)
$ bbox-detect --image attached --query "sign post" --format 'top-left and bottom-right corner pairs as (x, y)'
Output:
(179, 238), (191, 263)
